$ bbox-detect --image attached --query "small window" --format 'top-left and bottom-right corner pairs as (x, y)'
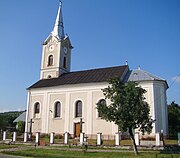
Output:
(54, 101), (61, 118)
(97, 99), (106, 117)
(63, 57), (66, 68)
(48, 55), (53, 66)
(34, 102), (40, 114)
(75, 101), (82, 117)
(48, 75), (52, 79)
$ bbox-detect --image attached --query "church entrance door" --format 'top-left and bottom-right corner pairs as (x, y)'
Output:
(74, 123), (80, 137)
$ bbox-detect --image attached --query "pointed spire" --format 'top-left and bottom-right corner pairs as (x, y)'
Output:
(51, 0), (65, 39)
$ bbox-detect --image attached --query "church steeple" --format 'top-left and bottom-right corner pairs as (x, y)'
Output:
(40, 1), (73, 80)
(51, 0), (65, 39)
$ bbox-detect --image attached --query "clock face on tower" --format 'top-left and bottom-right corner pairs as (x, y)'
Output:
(49, 45), (54, 52)
(64, 46), (67, 54)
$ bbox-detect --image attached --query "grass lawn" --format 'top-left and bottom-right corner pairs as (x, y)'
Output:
(0, 144), (20, 149)
(1, 148), (180, 158)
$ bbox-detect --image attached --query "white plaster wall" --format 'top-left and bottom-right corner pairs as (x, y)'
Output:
(138, 81), (168, 135)
(27, 80), (168, 136)
(92, 91), (114, 135)
(28, 94), (44, 133)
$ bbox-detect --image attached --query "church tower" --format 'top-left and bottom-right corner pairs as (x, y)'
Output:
(40, 1), (73, 79)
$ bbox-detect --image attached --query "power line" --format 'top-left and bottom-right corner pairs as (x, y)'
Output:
(169, 73), (180, 88)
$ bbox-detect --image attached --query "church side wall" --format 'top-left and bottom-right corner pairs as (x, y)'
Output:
(27, 81), (167, 137)
(28, 83), (118, 137)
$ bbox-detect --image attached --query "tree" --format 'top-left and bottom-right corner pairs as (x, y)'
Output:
(17, 121), (25, 133)
(0, 111), (23, 131)
(97, 77), (154, 155)
(168, 101), (180, 138)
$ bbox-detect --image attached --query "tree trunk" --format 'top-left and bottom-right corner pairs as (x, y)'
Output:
(129, 128), (138, 155)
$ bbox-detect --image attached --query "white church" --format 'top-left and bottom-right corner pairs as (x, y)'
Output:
(25, 2), (168, 139)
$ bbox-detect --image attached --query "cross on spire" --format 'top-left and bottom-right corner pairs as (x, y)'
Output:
(59, 0), (62, 6)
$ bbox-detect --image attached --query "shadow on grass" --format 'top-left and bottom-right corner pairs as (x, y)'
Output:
(160, 145), (180, 154)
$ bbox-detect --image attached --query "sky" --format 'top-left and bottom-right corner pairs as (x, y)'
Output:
(0, 0), (179, 112)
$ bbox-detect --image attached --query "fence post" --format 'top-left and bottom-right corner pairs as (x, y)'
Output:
(156, 133), (160, 146)
(50, 132), (55, 144)
(24, 132), (28, 142)
(115, 132), (120, 146)
(35, 132), (40, 145)
(135, 133), (140, 146)
(64, 132), (69, 144)
(13, 132), (17, 142)
(97, 133), (102, 145)
(80, 133), (85, 145)
(3, 131), (6, 141)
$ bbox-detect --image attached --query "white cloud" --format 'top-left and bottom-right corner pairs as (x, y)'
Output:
(172, 76), (180, 83)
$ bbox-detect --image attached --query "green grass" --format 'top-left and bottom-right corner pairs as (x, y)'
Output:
(2, 148), (180, 158)
(165, 139), (178, 145)
(0, 144), (20, 149)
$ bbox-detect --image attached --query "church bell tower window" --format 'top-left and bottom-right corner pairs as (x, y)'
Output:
(63, 57), (66, 68)
(48, 55), (53, 66)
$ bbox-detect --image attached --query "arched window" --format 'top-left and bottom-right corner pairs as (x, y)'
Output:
(97, 99), (106, 117)
(34, 102), (40, 114)
(54, 101), (61, 118)
(63, 57), (66, 68)
(48, 55), (53, 66)
(75, 100), (82, 117)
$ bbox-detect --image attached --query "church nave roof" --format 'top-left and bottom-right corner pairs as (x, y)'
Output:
(28, 65), (128, 89)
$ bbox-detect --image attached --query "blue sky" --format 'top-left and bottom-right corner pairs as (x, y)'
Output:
(0, 0), (179, 112)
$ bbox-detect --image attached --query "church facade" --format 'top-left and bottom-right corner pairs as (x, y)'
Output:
(25, 2), (168, 138)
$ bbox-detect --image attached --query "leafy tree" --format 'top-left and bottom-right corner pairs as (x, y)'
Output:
(0, 111), (23, 131)
(17, 121), (25, 133)
(168, 101), (180, 138)
(97, 77), (154, 155)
